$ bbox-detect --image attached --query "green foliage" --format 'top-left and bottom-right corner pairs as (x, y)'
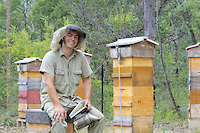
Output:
(1, 0), (200, 127)
(0, 80), (18, 126)
(0, 104), (18, 126)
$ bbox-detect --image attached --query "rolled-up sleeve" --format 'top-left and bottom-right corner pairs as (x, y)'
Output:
(39, 51), (55, 76)
(81, 54), (93, 79)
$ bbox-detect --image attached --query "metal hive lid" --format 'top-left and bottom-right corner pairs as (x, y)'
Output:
(106, 37), (159, 47)
(186, 43), (200, 50)
(14, 57), (42, 64)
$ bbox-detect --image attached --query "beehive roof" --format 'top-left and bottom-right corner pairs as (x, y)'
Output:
(14, 57), (42, 64)
(186, 43), (200, 50)
(106, 37), (159, 47)
(76, 50), (92, 57)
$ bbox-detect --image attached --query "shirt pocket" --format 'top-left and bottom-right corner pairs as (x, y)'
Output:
(73, 70), (82, 84)
(54, 69), (65, 84)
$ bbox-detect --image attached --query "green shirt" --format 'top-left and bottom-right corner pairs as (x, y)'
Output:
(39, 47), (93, 108)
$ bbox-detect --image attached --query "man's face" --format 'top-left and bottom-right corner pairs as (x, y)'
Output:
(62, 29), (79, 49)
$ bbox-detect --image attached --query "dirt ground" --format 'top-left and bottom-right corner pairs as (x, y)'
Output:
(0, 121), (200, 133)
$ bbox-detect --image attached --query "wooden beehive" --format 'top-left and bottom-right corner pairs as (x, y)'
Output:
(107, 37), (158, 133)
(186, 43), (200, 129)
(15, 57), (42, 119)
(76, 51), (92, 99)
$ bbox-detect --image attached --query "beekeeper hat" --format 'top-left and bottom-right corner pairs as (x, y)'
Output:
(50, 24), (86, 52)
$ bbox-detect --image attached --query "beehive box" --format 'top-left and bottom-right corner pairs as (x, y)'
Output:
(186, 43), (200, 129)
(26, 109), (75, 133)
(15, 57), (42, 119)
(76, 51), (92, 99)
(107, 37), (158, 132)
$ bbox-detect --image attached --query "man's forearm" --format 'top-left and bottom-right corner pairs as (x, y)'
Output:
(46, 84), (62, 108)
(44, 73), (62, 108)
(83, 77), (92, 101)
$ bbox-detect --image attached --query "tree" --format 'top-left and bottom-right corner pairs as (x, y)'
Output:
(6, 0), (11, 107)
(144, 0), (155, 39)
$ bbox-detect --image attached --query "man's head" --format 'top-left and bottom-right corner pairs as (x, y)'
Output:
(50, 24), (86, 51)
(60, 29), (79, 49)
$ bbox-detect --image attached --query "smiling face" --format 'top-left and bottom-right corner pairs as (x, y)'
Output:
(62, 29), (79, 50)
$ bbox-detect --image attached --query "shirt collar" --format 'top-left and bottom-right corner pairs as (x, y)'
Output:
(59, 47), (77, 60)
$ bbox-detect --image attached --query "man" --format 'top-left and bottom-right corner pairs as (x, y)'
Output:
(39, 24), (104, 133)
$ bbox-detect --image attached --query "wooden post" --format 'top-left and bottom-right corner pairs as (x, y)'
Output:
(107, 37), (159, 133)
(186, 43), (200, 130)
(15, 57), (42, 119)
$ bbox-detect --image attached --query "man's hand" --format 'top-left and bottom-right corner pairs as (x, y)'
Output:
(82, 99), (92, 111)
(53, 105), (67, 122)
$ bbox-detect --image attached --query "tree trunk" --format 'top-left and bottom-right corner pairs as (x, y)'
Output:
(144, 0), (156, 39)
(6, 0), (11, 107)
(183, 12), (197, 45)
(156, 0), (180, 113)
(173, 32), (179, 75)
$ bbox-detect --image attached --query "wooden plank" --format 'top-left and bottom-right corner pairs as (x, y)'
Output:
(18, 98), (28, 104)
(18, 91), (41, 104)
(112, 102), (132, 107)
(189, 119), (200, 130)
(110, 46), (132, 59)
(27, 91), (41, 104)
(187, 46), (200, 57)
(132, 57), (153, 67)
(189, 90), (200, 104)
(17, 60), (42, 72)
(113, 125), (132, 133)
(19, 82), (41, 91)
(133, 86), (153, 97)
(113, 115), (133, 126)
(26, 109), (51, 124)
(18, 91), (28, 99)
(67, 123), (75, 133)
(18, 103), (28, 111)
(27, 60), (42, 71)
(113, 86), (133, 96)
(113, 96), (132, 103)
(18, 72), (42, 78)
(28, 104), (41, 109)
(113, 58), (132, 67)
(113, 78), (133, 87)
(131, 41), (155, 58)
(27, 123), (51, 132)
(27, 78), (41, 91)
(133, 115), (153, 133)
(189, 71), (200, 90)
(18, 111), (26, 119)
(190, 104), (200, 118)
(76, 78), (84, 99)
(18, 85), (28, 91)
(113, 106), (132, 116)
(133, 96), (154, 116)
(189, 58), (200, 71)
(16, 119), (26, 127)
(112, 73), (132, 78)
(17, 64), (28, 72)
(132, 67), (153, 86)
(18, 78), (28, 85)
(113, 57), (153, 67)
(113, 67), (132, 74)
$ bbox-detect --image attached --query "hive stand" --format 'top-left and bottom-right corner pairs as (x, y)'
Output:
(186, 43), (200, 130)
(107, 37), (159, 133)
